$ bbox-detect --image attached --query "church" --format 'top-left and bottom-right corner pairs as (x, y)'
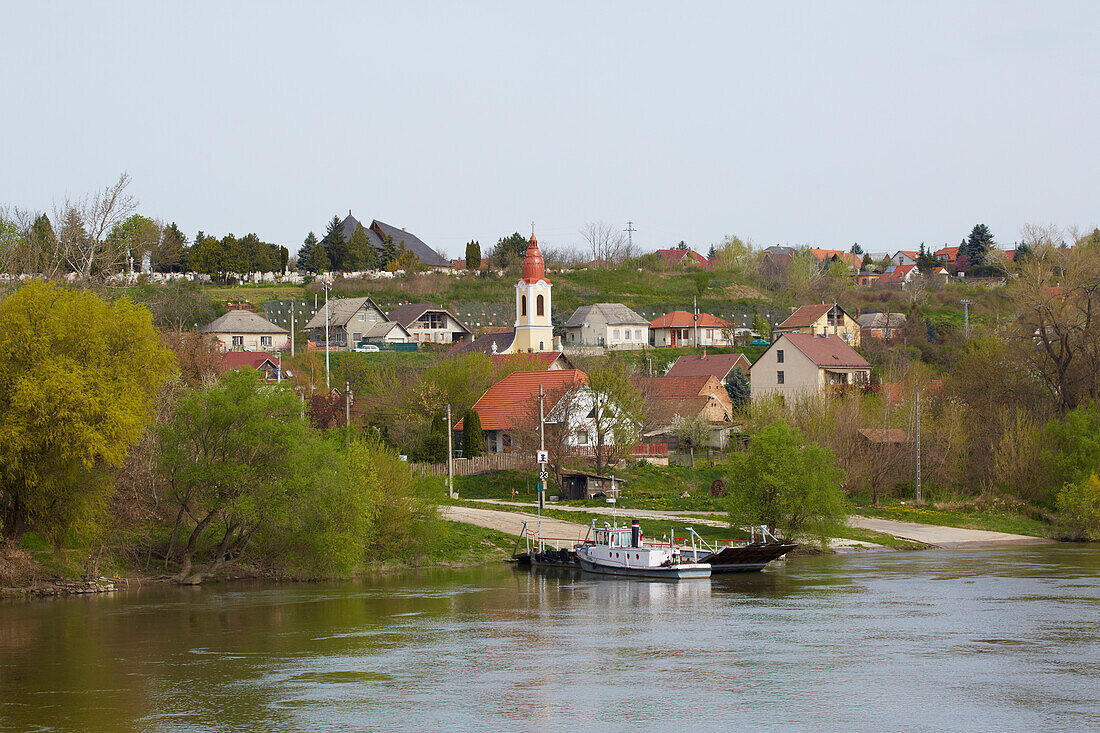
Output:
(444, 234), (557, 357)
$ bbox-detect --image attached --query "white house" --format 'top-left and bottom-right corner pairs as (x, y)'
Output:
(564, 303), (650, 349)
(201, 309), (288, 352)
(387, 302), (473, 344)
(749, 333), (871, 401)
(303, 296), (412, 350)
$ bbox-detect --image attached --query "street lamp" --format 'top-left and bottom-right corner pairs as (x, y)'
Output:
(322, 277), (332, 389)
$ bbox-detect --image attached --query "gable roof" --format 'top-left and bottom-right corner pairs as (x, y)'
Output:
(647, 396), (717, 426)
(776, 303), (856, 330)
(935, 246), (961, 259)
(340, 213), (385, 251)
(387, 302), (471, 332)
(222, 351), (281, 370)
(363, 321), (411, 339)
(778, 333), (870, 368)
(490, 351), (572, 371)
(443, 331), (516, 359)
(202, 309), (288, 335)
(371, 219), (451, 268)
(859, 428), (910, 444)
(893, 250), (919, 259)
(858, 312), (907, 329)
(650, 310), (732, 329)
(665, 353), (751, 380)
(634, 375), (721, 399)
(460, 369), (588, 431)
(303, 297), (386, 330)
(656, 248), (708, 266)
(565, 303), (649, 328)
(881, 264), (916, 283)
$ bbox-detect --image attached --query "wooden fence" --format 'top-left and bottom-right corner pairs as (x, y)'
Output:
(410, 453), (533, 477)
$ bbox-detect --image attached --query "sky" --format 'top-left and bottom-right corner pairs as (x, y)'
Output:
(2, 1), (1098, 259)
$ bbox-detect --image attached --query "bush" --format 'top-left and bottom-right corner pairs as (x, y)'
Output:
(1056, 474), (1100, 540)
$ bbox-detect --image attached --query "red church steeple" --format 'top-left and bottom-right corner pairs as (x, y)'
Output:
(521, 233), (547, 284)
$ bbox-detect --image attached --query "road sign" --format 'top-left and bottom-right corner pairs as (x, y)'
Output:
(539, 470), (548, 480)
(536, 450), (548, 464)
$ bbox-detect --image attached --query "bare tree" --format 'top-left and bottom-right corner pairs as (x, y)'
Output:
(580, 221), (632, 268)
(55, 173), (138, 279)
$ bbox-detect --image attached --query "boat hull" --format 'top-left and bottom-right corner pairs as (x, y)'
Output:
(682, 543), (798, 573)
(577, 556), (711, 579)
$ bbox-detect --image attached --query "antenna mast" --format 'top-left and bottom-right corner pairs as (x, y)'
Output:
(624, 221), (636, 249)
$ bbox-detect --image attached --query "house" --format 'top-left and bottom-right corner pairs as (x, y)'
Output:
(892, 250), (919, 266)
(935, 245), (961, 267)
(665, 352), (751, 382)
(201, 309), (288, 352)
(773, 303), (861, 347)
(303, 296), (412, 350)
(649, 311), (735, 347)
(810, 249), (862, 271)
(222, 351), (283, 382)
(564, 303), (650, 349)
(490, 351), (574, 371)
(634, 375), (735, 449)
(387, 302), (473, 344)
(881, 264), (949, 287)
(760, 247), (795, 284)
(749, 333), (871, 400)
(455, 369), (590, 454)
(858, 312), (907, 340)
(337, 211), (452, 269)
(450, 257), (489, 270)
(856, 271), (883, 287)
(656, 248), (708, 267)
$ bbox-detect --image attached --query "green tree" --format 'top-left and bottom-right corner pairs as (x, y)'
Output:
(586, 360), (645, 474)
(672, 413), (711, 468)
(752, 312), (772, 340)
(916, 243), (939, 274)
(464, 240), (481, 270)
(156, 222), (187, 272)
(299, 231), (319, 272)
(725, 420), (846, 545)
(0, 282), (175, 543)
(495, 232), (527, 260)
(724, 366), (751, 410)
(378, 234), (398, 268)
(416, 411), (449, 462)
(850, 243), (863, 255)
(1056, 473), (1100, 540)
(347, 224), (378, 271)
(322, 215), (347, 271)
(107, 214), (160, 271)
(967, 224), (994, 266)
(462, 409), (484, 457)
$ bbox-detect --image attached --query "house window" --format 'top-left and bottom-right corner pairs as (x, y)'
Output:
(635, 330), (642, 341)
(613, 329), (620, 341)
(358, 312), (365, 322)
(623, 330), (630, 341)
(777, 371), (785, 384)
(536, 294), (544, 317)
(352, 333), (361, 344)
(777, 349), (784, 363)
(232, 336), (243, 347)
(569, 333), (575, 343)
(707, 329), (713, 340)
(539, 341), (545, 350)
(369, 312), (377, 322)
(521, 295), (527, 316)
(577, 433), (589, 445)
(261, 336), (272, 347)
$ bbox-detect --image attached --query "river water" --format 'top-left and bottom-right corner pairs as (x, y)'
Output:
(1, 545), (1097, 732)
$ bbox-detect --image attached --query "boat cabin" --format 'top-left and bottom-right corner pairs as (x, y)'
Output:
(593, 526), (637, 548)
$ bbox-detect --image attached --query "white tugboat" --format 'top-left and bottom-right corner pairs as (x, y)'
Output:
(575, 520), (711, 580)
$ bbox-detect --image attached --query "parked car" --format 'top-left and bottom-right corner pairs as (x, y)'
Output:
(352, 343), (380, 353)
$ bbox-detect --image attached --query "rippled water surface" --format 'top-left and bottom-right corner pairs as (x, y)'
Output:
(2, 545), (1098, 732)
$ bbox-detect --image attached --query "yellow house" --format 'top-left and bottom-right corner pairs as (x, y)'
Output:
(773, 303), (861, 348)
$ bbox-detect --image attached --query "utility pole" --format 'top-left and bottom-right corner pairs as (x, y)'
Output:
(961, 300), (972, 340)
(345, 381), (351, 428)
(914, 384), (922, 504)
(624, 221), (636, 249)
(290, 303), (295, 357)
(538, 384), (545, 513)
(323, 279), (331, 390)
(693, 295), (699, 347)
(446, 403), (454, 499)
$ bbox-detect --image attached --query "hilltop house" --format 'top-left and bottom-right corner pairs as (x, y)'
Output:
(303, 296), (412, 350)
(202, 309), (288, 352)
(649, 311), (735, 347)
(387, 302), (473, 344)
(337, 211), (452, 269)
(858, 312), (907, 340)
(656, 248), (709, 267)
(564, 303), (650, 349)
(892, 250), (919, 266)
(749, 333), (871, 401)
(773, 303), (861, 347)
(490, 352), (574, 371)
(664, 352), (751, 382)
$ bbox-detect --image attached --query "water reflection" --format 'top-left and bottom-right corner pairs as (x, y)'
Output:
(1, 545), (1098, 731)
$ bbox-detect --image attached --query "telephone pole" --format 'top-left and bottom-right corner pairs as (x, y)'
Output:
(624, 221), (636, 249)
(323, 278), (331, 389)
(290, 304), (295, 357)
(446, 403), (454, 499)
(345, 381), (351, 428)
(914, 384), (922, 504)
(538, 384), (546, 513)
(693, 295), (699, 346)
(961, 300), (972, 340)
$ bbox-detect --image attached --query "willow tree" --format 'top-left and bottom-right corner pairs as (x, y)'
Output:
(0, 281), (175, 544)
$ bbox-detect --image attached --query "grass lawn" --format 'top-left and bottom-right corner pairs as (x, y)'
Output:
(415, 521), (518, 565)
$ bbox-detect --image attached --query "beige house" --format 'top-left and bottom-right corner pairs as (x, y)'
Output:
(750, 333), (870, 401)
(387, 302), (473, 344)
(564, 303), (650, 349)
(202, 309), (288, 352)
(303, 296), (412, 350)
(773, 303), (861, 347)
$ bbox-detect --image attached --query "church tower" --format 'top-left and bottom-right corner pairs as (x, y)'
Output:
(510, 234), (554, 352)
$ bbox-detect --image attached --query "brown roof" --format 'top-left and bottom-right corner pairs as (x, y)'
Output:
(780, 333), (870, 368)
(457, 370), (588, 431)
(634, 375), (729, 401)
(665, 353), (750, 380)
(490, 352), (572, 371)
(776, 304), (833, 329)
(387, 302), (471, 332)
(858, 428), (910, 444)
(648, 396), (714, 425)
(222, 352), (280, 370)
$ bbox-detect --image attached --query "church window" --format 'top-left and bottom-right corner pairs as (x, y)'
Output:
(521, 295), (527, 316)
(536, 294), (544, 316)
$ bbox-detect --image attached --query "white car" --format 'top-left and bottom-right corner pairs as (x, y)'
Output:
(352, 344), (380, 353)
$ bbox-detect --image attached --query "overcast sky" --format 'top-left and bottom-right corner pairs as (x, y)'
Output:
(2, 1), (1097, 258)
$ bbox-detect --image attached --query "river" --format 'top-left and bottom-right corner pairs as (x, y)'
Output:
(1, 545), (1097, 732)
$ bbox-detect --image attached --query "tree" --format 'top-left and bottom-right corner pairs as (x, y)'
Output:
(752, 312), (772, 340)
(850, 243), (863, 255)
(322, 215), (347, 271)
(299, 232), (319, 272)
(156, 222), (187, 273)
(0, 282), (175, 544)
(711, 235), (756, 277)
(1057, 474), (1100, 540)
(586, 360), (645, 474)
(725, 420), (846, 545)
(672, 413), (711, 468)
(462, 409), (484, 457)
(464, 240), (481, 271)
(416, 411), (449, 462)
(916, 243), (939, 274)
(491, 232), (527, 270)
(378, 234), (398, 269)
(107, 214), (161, 272)
(347, 224), (378, 271)
(724, 367), (751, 410)
(580, 221), (631, 267)
(967, 224), (994, 266)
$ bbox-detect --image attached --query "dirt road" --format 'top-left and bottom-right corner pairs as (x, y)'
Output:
(846, 516), (1052, 547)
(441, 505), (590, 547)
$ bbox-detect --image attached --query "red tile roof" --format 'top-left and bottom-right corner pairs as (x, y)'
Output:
(935, 246), (961, 260)
(777, 304), (833, 329)
(649, 310), (732, 329)
(665, 353), (751, 380)
(458, 370), (588, 431)
(780, 333), (870, 368)
(882, 264), (916, 283)
(222, 352), (280, 370)
(656, 248), (708, 266)
(634, 375), (722, 399)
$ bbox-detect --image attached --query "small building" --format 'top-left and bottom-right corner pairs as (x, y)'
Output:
(892, 250), (919, 267)
(655, 248), (708, 267)
(222, 351), (283, 382)
(856, 271), (883, 288)
(810, 249), (862, 271)
(387, 302), (473, 344)
(665, 352), (752, 382)
(559, 471), (623, 500)
(935, 246), (961, 268)
(564, 303), (650, 349)
(774, 303), (861, 347)
(201, 310), (288, 352)
(303, 296), (412, 350)
(649, 311), (735, 347)
(858, 428), (910, 444)
(749, 333), (871, 401)
(858, 312), (907, 340)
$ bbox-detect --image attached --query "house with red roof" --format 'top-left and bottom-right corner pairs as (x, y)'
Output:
(810, 249), (862, 271)
(649, 310), (735, 347)
(455, 370), (586, 454)
(656, 248), (708, 268)
(749, 333), (871, 400)
(774, 303), (861, 347)
(935, 245), (961, 267)
(490, 351), (574, 371)
(665, 352), (751, 382)
(633, 375), (737, 449)
(892, 250), (919, 266)
(221, 351), (283, 382)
